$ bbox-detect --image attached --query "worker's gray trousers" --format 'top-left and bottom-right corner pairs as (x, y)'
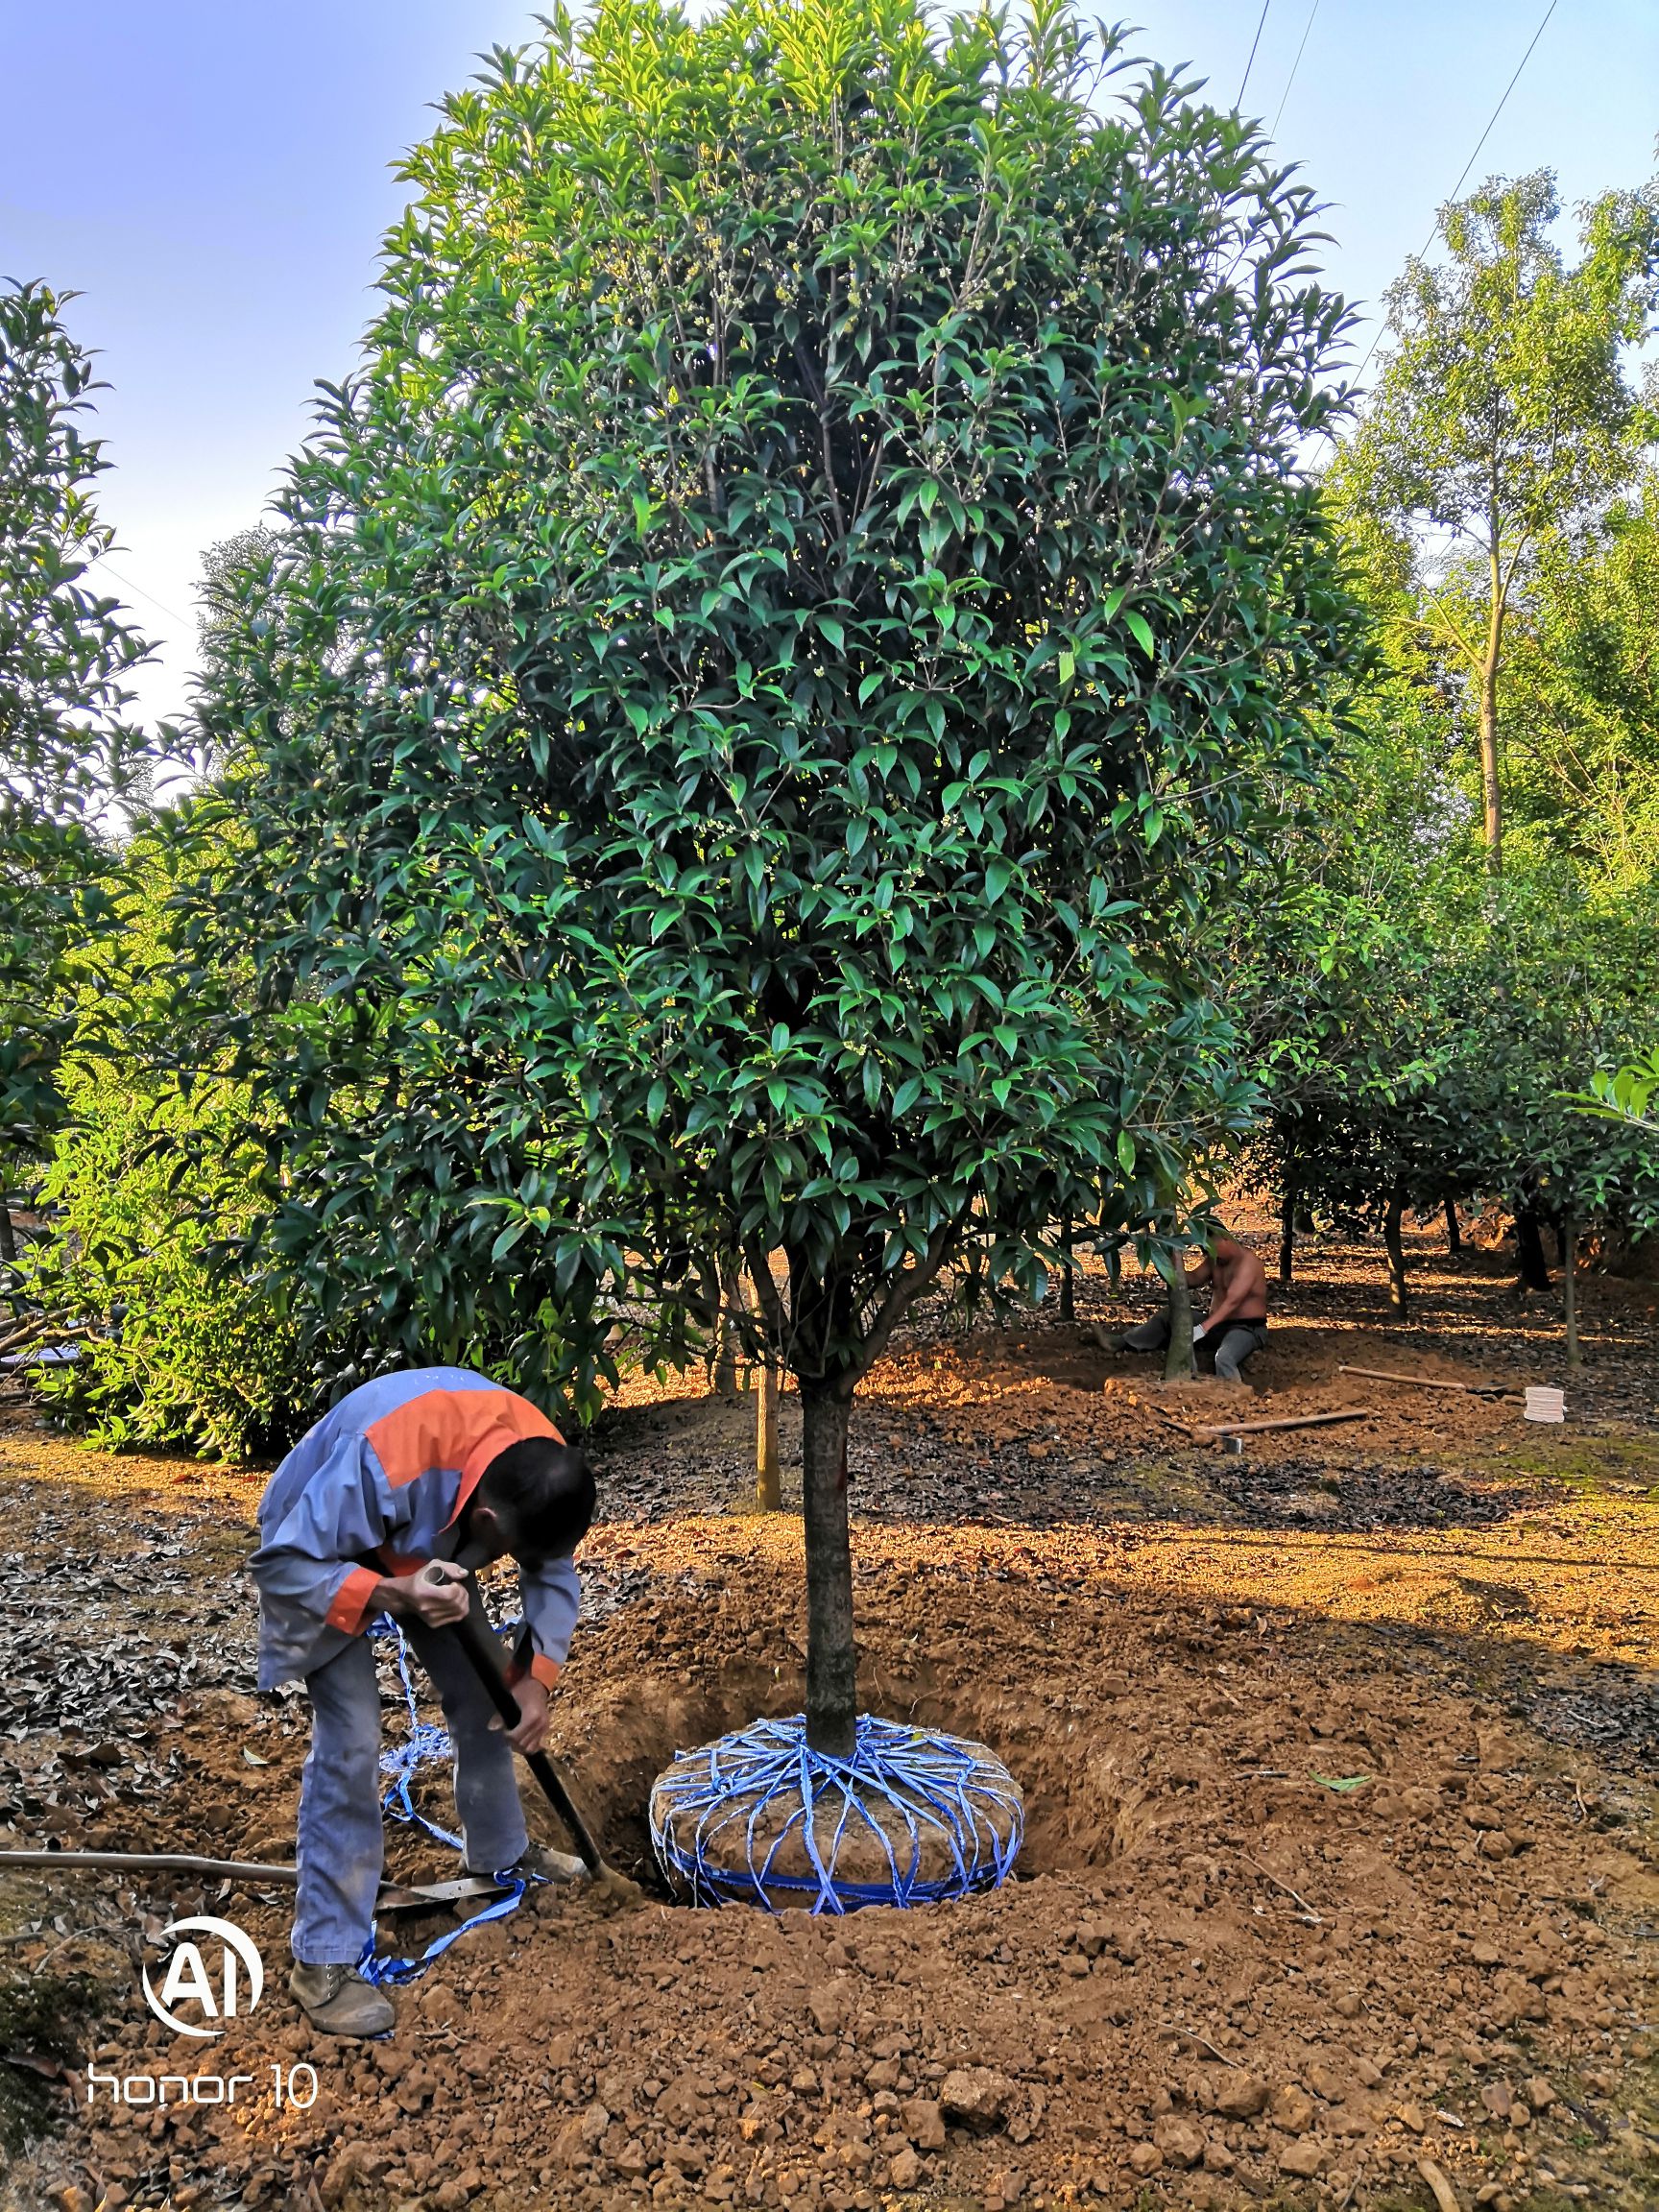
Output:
(294, 1623), (528, 1965)
(1121, 1311), (1268, 1383)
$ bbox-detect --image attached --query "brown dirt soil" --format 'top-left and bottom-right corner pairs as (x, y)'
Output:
(2, 1215), (1657, 2212)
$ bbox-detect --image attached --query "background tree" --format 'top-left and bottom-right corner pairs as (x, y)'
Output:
(192, 525), (279, 781)
(0, 281), (154, 1268)
(1500, 466), (1659, 895)
(190, 0), (1361, 1753)
(1237, 652), (1656, 1326)
(24, 835), (309, 1458)
(1343, 170), (1659, 873)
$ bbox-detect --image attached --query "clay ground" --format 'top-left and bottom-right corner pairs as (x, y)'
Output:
(2, 1214), (1657, 2212)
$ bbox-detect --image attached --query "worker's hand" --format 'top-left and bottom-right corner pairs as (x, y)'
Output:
(493, 1672), (551, 1755)
(379, 1561), (472, 1628)
(1190, 1322), (1209, 1343)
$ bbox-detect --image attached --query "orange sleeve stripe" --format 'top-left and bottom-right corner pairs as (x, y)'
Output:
(374, 1550), (428, 1577)
(326, 1566), (384, 1635)
(528, 1653), (562, 1691)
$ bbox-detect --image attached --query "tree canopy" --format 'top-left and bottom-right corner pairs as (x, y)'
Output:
(1237, 167), (1659, 1313)
(185, 0), (1363, 1746)
(0, 281), (154, 1253)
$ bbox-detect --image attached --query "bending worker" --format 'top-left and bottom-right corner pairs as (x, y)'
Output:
(250, 1366), (595, 2037)
(1103, 1227), (1270, 1383)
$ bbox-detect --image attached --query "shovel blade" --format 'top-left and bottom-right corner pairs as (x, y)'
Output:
(375, 1875), (513, 1911)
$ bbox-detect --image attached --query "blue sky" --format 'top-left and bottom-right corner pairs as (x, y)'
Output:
(2, 0), (1655, 727)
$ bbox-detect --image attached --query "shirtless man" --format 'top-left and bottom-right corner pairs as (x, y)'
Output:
(1101, 1229), (1270, 1382)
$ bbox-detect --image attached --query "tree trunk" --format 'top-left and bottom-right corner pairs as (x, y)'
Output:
(1057, 1214), (1075, 1323)
(0, 1200), (14, 1270)
(1562, 1208), (1580, 1370)
(710, 1254), (740, 1393)
(1156, 1248), (1194, 1381)
(799, 1384), (856, 1757)
(1444, 1197), (1462, 1257)
(756, 1362), (782, 1512)
(1278, 1182), (1295, 1287)
(1383, 1177), (1409, 1316)
(1515, 1200), (1552, 1292)
(1479, 537), (1505, 875)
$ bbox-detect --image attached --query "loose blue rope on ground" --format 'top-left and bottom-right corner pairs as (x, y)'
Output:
(649, 1714), (1023, 1913)
(355, 1618), (531, 1987)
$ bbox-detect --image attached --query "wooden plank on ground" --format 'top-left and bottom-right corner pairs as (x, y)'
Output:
(1337, 1362), (1511, 1398)
(1193, 1407), (1374, 1439)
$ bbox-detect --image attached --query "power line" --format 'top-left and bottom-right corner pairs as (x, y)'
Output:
(1444, 0), (1560, 206)
(1269, 0), (1319, 138)
(84, 553), (192, 630)
(1345, 0), (1562, 397)
(1237, 0), (1272, 108)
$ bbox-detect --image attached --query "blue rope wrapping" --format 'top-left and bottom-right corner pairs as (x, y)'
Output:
(648, 1714), (1023, 1913)
(355, 1618), (530, 1988)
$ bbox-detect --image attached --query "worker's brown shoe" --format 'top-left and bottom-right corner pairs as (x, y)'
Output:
(289, 1961), (395, 2037)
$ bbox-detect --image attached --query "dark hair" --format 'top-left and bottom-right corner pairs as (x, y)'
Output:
(478, 1436), (595, 1561)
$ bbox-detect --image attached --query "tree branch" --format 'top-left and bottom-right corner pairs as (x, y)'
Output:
(854, 1213), (965, 1378)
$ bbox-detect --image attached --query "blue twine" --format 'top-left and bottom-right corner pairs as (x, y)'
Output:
(375, 1618), (463, 1852)
(355, 1618), (532, 1987)
(649, 1714), (1023, 1913)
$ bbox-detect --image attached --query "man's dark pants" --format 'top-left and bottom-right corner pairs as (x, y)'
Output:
(1121, 1311), (1267, 1382)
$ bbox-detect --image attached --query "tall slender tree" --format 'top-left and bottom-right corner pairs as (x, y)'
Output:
(1343, 171), (1659, 873)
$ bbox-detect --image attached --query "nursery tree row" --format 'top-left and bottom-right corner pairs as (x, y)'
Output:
(1237, 169), (1659, 1314)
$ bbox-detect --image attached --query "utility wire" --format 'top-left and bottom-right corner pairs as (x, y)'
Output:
(84, 553), (192, 630)
(1443, 0), (1561, 207)
(1237, 0), (1272, 108)
(1269, 0), (1319, 138)
(1348, 0), (1562, 390)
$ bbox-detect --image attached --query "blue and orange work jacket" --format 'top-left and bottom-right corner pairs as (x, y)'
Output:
(250, 1367), (580, 1692)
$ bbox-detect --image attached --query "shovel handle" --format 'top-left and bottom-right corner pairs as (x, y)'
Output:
(424, 1569), (611, 1879)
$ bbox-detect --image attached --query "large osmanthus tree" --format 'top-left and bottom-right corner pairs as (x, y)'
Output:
(0, 281), (154, 1268)
(191, 0), (1360, 1753)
